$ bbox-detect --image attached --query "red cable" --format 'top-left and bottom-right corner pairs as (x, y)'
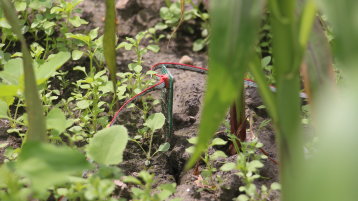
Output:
(107, 78), (166, 127)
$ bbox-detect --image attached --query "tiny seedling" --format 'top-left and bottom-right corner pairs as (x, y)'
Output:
(186, 136), (227, 190)
(130, 113), (170, 166)
(221, 136), (280, 201)
(123, 170), (179, 201)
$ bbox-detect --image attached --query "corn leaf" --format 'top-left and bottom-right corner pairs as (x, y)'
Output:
(103, 0), (117, 94)
(0, 0), (46, 142)
(186, 0), (265, 169)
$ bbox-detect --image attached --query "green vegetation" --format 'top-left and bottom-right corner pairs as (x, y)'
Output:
(1, 0), (358, 200)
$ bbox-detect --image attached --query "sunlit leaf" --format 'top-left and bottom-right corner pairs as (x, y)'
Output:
(87, 125), (128, 165)
(46, 108), (67, 134)
(144, 113), (165, 131)
(36, 51), (71, 85)
(0, 100), (8, 118)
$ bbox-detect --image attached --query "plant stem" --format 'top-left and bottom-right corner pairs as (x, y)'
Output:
(147, 130), (154, 159)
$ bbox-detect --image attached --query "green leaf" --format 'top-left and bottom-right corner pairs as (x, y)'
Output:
(76, 100), (91, 109)
(16, 142), (89, 192)
(0, 84), (18, 97)
(103, 0), (117, 96)
(123, 176), (142, 185)
(36, 51), (71, 85)
(69, 16), (88, 27)
(87, 125), (128, 165)
(133, 65), (142, 73)
(237, 194), (249, 201)
(14, 1), (26, 11)
(72, 50), (83, 61)
(89, 27), (99, 40)
(66, 33), (91, 46)
(144, 113), (165, 131)
(46, 108), (67, 134)
(158, 142), (170, 152)
(220, 162), (236, 171)
(210, 150), (227, 160)
(247, 160), (263, 172)
(0, 100), (8, 118)
(270, 182), (281, 190)
(193, 39), (205, 51)
(211, 138), (227, 146)
(0, 0), (47, 142)
(147, 44), (160, 53)
(116, 42), (133, 50)
(186, 0), (264, 169)
(0, 58), (23, 85)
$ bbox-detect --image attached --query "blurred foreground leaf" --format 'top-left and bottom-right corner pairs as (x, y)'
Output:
(16, 142), (90, 192)
(0, 0), (46, 142)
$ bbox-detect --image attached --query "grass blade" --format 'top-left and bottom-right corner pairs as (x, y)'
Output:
(103, 0), (117, 94)
(186, 0), (265, 169)
(0, 0), (46, 142)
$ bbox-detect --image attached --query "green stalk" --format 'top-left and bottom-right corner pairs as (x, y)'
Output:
(0, 0), (47, 142)
(269, 0), (305, 200)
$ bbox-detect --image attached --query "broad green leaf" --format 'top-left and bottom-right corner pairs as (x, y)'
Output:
(76, 100), (91, 109)
(69, 16), (88, 27)
(14, 1), (26, 11)
(16, 142), (89, 192)
(247, 160), (264, 172)
(0, 58), (23, 85)
(144, 113), (165, 131)
(0, 0), (47, 142)
(36, 51), (71, 85)
(87, 125), (128, 165)
(103, 0), (117, 94)
(147, 44), (160, 53)
(66, 33), (91, 45)
(158, 142), (170, 152)
(89, 27), (99, 40)
(46, 108), (67, 134)
(72, 50), (83, 61)
(210, 150), (227, 160)
(186, 0), (265, 169)
(0, 84), (18, 97)
(193, 39), (205, 52)
(0, 100), (8, 118)
(220, 162), (236, 171)
(211, 138), (227, 146)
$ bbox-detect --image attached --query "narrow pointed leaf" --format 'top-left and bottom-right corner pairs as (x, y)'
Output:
(103, 0), (117, 93)
(0, 0), (46, 142)
(186, 0), (265, 169)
